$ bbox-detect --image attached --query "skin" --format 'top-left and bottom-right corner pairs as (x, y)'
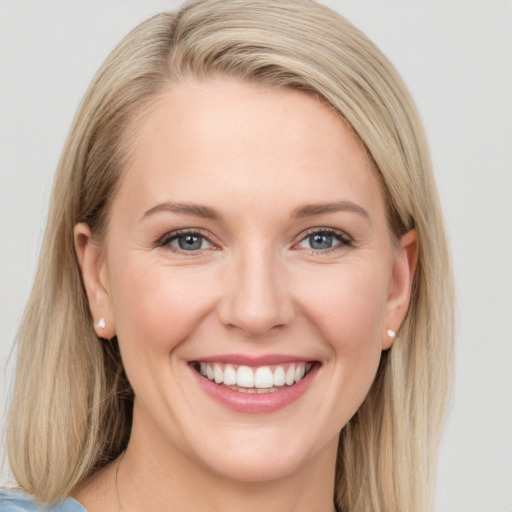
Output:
(74, 77), (417, 512)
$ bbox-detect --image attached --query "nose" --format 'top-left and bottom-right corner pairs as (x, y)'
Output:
(218, 246), (295, 337)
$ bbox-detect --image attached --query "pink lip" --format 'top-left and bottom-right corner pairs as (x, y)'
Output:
(190, 361), (320, 414)
(188, 353), (313, 366)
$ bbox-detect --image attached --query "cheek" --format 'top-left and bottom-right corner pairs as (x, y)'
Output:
(108, 256), (217, 358)
(292, 260), (389, 355)
(286, 261), (390, 431)
(306, 262), (390, 419)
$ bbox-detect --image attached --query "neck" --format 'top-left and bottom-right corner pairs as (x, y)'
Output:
(116, 404), (339, 512)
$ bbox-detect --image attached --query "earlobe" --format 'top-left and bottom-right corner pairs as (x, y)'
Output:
(74, 223), (116, 339)
(382, 229), (419, 349)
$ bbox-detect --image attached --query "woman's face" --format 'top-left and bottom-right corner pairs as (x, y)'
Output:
(77, 77), (416, 482)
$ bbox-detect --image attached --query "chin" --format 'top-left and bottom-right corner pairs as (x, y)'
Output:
(183, 422), (337, 484)
(199, 447), (311, 483)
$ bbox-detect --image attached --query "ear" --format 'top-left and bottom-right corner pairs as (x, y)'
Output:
(382, 229), (419, 349)
(74, 223), (116, 339)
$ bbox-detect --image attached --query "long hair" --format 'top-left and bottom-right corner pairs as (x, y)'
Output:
(7, 1), (454, 510)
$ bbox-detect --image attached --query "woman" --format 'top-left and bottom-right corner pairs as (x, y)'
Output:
(1, 0), (454, 511)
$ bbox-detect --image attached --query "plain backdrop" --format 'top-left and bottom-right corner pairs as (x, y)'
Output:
(1, 1), (511, 511)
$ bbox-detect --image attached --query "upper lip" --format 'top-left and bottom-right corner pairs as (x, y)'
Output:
(188, 354), (317, 366)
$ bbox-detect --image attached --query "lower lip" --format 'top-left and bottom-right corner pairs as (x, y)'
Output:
(191, 364), (319, 414)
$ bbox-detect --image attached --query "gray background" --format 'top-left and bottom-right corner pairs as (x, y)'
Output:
(1, 1), (511, 510)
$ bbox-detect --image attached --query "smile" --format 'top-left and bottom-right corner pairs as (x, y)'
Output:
(195, 362), (313, 393)
(189, 358), (319, 413)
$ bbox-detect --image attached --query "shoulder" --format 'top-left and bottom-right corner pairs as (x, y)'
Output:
(0, 489), (87, 511)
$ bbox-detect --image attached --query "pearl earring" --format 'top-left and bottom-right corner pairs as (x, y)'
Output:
(96, 318), (106, 329)
(386, 329), (396, 339)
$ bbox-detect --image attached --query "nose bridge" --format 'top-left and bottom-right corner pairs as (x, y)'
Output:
(219, 241), (294, 335)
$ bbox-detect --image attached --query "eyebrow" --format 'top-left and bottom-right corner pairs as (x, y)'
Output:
(141, 200), (370, 223)
(141, 202), (220, 221)
(291, 201), (371, 223)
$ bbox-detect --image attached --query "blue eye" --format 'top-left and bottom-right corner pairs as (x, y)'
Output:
(159, 231), (214, 252)
(296, 229), (351, 251)
(174, 234), (204, 251)
(309, 233), (334, 250)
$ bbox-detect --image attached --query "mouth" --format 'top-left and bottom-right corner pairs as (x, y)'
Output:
(189, 358), (320, 413)
(190, 361), (315, 394)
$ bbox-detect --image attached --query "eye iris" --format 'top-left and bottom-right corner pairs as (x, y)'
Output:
(178, 235), (203, 250)
(310, 233), (332, 249)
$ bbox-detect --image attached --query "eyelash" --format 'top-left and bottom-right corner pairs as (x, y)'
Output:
(294, 227), (353, 254)
(157, 229), (218, 254)
(156, 227), (353, 255)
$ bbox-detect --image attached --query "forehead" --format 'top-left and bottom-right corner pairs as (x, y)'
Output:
(113, 77), (386, 224)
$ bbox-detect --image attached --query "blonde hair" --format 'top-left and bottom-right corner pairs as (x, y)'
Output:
(7, 1), (454, 510)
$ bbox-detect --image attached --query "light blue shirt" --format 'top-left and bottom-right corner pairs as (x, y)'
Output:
(0, 489), (86, 511)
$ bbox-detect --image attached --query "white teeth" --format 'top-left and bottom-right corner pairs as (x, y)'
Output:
(223, 364), (237, 385)
(285, 364), (296, 386)
(199, 361), (312, 390)
(273, 366), (285, 387)
(213, 364), (223, 384)
(237, 366), (255, 387)
(254, 366), (274, 388)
